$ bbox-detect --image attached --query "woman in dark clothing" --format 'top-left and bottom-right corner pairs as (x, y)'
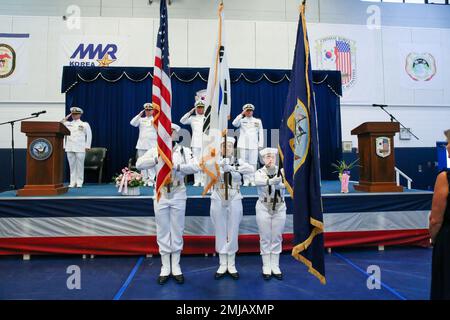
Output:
(430, 129), (450, 300)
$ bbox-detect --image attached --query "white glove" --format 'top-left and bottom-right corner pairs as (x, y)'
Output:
(275, 182), (285, 190)
(269, 176), (282, 185)
(220, 158), (230, 166)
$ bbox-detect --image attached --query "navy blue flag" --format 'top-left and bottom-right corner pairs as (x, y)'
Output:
(278, 3), (326, 284)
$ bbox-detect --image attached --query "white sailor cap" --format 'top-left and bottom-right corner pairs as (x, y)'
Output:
(194, 100), (205, 108)
(221, 136), (235, 145)
(143, 103), (153, 110)
(242, 103), (255, 111)
(259, 147), (278, 158)
(171, 123), (181, 132)
(70, 107), (83, 114)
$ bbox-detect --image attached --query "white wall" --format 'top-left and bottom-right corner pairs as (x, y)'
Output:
(1, 0), (450, 149)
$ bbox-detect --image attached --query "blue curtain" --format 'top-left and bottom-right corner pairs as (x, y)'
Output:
(63, 67), (342, 181)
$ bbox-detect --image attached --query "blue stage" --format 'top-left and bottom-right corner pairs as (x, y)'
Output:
(0, 180), (427, 198)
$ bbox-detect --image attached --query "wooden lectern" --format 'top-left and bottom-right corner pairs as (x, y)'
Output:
(351, 122), (403, 192)
(17, 122), (70, 196)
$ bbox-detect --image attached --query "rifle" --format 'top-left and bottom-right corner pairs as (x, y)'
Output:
(272, 155), (283, 211)
(223, 135), (229, 201)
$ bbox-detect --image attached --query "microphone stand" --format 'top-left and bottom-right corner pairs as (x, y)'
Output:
(373, 104), (419, 140)
(0, 113), (43, 190)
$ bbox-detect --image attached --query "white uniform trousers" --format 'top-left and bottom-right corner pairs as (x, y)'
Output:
(67, 152), (86, 187)
(255, 201), (286, 255)
(210, 198), (243, 254)
(238, 148), (258, 185)
(191, 147), (204, 185)
(137, 149), (155, 185)
(154, 197), (186, 255)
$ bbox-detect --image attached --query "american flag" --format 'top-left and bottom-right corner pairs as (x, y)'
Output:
(152, 0), (172, 201)
(335, 40), (352, 85)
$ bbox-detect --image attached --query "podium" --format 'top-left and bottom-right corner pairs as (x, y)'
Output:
(351, 122), (403, 192)
(17, 121), (70, 196)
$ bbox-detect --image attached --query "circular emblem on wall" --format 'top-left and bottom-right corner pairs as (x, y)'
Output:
(405, 52), (436, 82)
(29, 138), (53, 161)
(0, 43), (16, 79)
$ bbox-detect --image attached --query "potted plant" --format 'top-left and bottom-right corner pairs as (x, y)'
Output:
(114, 167), (145, 196)
(331, 159), (360, 193)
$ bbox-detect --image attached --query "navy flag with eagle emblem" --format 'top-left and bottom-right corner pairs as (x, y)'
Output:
(278, 2), (326, 284)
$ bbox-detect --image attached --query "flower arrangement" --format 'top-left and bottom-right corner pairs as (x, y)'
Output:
(114, 167), (145, 195)
(331, 159), (360, 193)
(331, 159), (360, 176)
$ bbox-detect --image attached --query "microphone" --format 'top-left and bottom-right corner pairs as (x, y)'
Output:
(372, 104), (387, 108)
(31, 110), (47, 116)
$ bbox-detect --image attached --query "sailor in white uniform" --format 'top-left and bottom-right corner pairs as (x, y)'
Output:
(180, 98), (206, 187)
(232, 103), (264, 186)
(210, 136), (254, 280)
(61, 107), (92, 188)
(136, 124), (200, 285)
(130, 103), (157, 186)
(254, 148), (286, 280)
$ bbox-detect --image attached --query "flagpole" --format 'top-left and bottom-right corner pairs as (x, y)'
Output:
(217, 0), (229, 201)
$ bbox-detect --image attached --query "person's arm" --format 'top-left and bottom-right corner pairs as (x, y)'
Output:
(180, 109), (194, 125)
(61, 113), (71, 123)
(85, 123), (92, 150)
(429, 171), (448, 243)
(258, 119), (264, 149)
(254, 169), (267, 186)
(235, 160), (254, 175)
(176, 148), (201, 175)
(130, 111), (143, 127)
(232, 113), (244, 128)
(136, 149), (158, 170)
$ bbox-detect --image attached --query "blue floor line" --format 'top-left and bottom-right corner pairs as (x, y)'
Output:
(333, 252), (408, 301)
(113, 256), (144, 301)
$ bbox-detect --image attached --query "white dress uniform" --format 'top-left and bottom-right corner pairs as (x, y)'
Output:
(62, 108), (92, 188)
(130, 106), (157, 186)
(210, 137), (254, 278)
(180, 101), (205, 186)
(254, 149), (286, 279)
(232, 104), (264, 186)
(136, 128), (200, 281)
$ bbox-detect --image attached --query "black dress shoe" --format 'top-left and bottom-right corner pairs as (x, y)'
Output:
(173, 274), (184, 284)
(229, 272), (239, 280)
(215, 272), (226, 280)
(262, 273), (271, 280)
(158, 275), (170, 285)
(272, 273), (283, 280)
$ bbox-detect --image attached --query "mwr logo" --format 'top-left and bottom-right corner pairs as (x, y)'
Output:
(69, 43), (117, 67)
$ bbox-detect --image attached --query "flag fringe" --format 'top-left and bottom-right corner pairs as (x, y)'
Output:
(291, 217), (326, 284)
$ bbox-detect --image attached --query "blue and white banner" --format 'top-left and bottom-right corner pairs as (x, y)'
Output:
(60, 35), (129, 67)
(0, 33), (29, 85)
